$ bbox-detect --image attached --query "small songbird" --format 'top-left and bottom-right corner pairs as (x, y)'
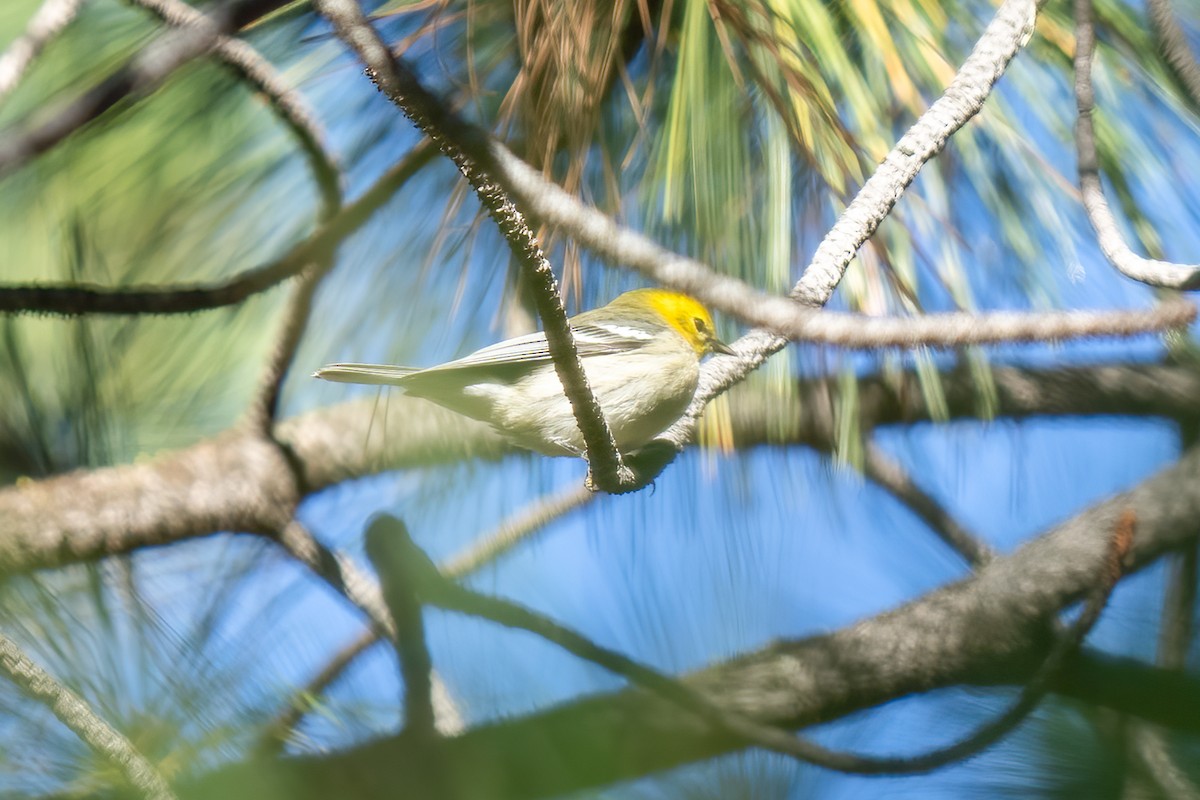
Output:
(313, 288), (734, 457)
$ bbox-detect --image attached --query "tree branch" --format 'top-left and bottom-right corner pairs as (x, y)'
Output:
(0, 0), (86, 103)
(1074, 0), (1200, 289)
(311, 0), (636, 493)
(0, 0), (294, 178)
(4, 360), (1200, 578)
(442, 483), (596, 579)
(262, 487), (592, 753)
(181, 449), (1200, 799)
(0, 142), (432, 316)
(125, 0), (342, 217)
(360, 512), (1129, 776)
(257, 628), (382, 756)
(0, 630), (177, 800)
(862, 443), (996, 567)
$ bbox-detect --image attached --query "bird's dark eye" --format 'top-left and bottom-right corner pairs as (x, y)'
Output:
(693, 317), (708, 333)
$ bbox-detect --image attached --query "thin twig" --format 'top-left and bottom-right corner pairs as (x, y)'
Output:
(0, 631), (177, 800)
(365, 520), (438, 736)
(126, 0), (343, 216)
(265, 522), (462, 749)
(442, 483), (596, 578)
(1074, 0), (1200, 289)
(0, 0), (292, 178)
(0, 0), (86, 103)
(311, 0), (636, 493)
(374, 510), (1131, 775)
(1127, 531), (1200, 797)
(247, 264), (325, 428)
(257, 628), (381, 756)
(863, 443), (996, 567)
(0, 142), (433, 316)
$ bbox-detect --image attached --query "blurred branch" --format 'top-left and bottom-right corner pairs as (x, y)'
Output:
(1128, 540), (1200, 797)
(264, 521), (462, 750)
(862, 444), (996, 568)
(1158, 546), (1197, 671)
(184, 472), (1191, 800)
(6, 360), (1200, 577)
(0, 630), (177, 800)
(0, 0), (86, 103)
(0, 0), (293, 178)
(492, 0), (1042, 428)
(1074, 0), (1200, 289)
(1129, 725), (1200, 800)
(312, 0), (636, 494)
(364, 520), (438, 738)
(1146, 0), (1200, 109)
(258, 628), (381, 756)
(0, 142), (433, 316)
(360, 512), (1128, 776)
(263, 486), (592, 752)
(125, 0), (343, 216)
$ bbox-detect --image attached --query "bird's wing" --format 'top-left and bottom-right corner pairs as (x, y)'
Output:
(313, 324), (655, 388)
(436, 322), (654, 370)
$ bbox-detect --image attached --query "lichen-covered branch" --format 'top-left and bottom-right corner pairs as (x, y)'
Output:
(1074, 0), (1200, 289)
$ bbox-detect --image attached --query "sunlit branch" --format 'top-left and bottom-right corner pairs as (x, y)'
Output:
(1074, 0), (1200, 289)
(0, 0), (86, 103)
(495, 146), (1192, 350)
(0, 630), (177, 800)
(1146, 0), (1200, 109)
(365, 511), (1128, 776)
(0, 142), (433, 316)
(862, 444), (995, 568)
(311, 0), (638, 494)
(488, 0), (1039, 311)
(0, 0), (293, 179)
(125, 0), (343, 217)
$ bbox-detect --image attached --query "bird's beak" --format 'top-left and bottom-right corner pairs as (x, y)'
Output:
(709, 336), (736, 356)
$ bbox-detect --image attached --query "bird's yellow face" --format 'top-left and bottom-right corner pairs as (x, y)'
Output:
(616, 289), (731, 357)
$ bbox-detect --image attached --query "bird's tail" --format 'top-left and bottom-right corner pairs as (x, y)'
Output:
(312, 363), (420, 386)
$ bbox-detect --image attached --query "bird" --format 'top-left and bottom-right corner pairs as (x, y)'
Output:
(313, 288), (734, 457)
